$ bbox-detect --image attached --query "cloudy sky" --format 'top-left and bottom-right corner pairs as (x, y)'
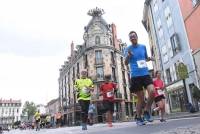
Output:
(0, 0), (149, 105)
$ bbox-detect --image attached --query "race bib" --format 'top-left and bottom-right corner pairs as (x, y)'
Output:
(157, 89), (164, 95)
(82, 87), (90, 94)
(137, 60), (147, 68)
(106, 91), (114, 98)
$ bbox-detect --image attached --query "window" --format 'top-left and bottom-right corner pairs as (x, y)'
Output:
(110, 38), (113, 46)
(121, 57), (124, 69)
(112, 67), (116, 82)
(164, 6), (173, 28)
(170, 33), (181, 55)
(84, 54), (88, 68)
(95, 50), (103, 64)
(95, 36), (100, 44)
(161, 45), (169, 63)
(166, 68), (172, 83)
(124, 86), (128, 100)
(96, 67), (104, 80)
(122, 70), (126, 84)
(77, 63), (80, 78)
(125, 102), (129, 116)
(157, 19), (163, 38)
(111, 51), (115, 64)
(192, 0), (200, 6)
(73, 67), (75, 80)
(167, 39), (173, 58)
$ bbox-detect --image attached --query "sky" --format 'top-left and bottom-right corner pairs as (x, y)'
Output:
(0, 0), (149, 105)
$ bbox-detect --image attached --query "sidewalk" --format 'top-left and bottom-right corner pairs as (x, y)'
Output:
(154, 111), (200, 120)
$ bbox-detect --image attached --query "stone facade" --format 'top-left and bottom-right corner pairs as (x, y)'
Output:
(46, 98), (60, 125)
(0, 99), (22, 127)
(58, 7), (133, 126)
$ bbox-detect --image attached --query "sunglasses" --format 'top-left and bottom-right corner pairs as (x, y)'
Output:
(129, 34), (137, 40)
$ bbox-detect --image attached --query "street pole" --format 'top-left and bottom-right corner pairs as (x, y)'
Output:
(183, 79), (189, 106)
(73, 91), (76, 126)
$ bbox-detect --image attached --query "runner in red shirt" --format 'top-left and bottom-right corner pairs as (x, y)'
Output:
(153, 71), (166, 122)
(100, 74), (117, 127)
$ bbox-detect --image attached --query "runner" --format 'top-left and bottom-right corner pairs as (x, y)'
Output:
(124, 31), (155, 126)
(153, 71), (166, 122)
(100, 74), (117, 127)
(34, 110), (41, 131)
(88, 101), (96, 125)
(74, 69), (94, 130)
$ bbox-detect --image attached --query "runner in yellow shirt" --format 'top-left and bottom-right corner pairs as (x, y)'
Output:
(74, 69), (94, 130)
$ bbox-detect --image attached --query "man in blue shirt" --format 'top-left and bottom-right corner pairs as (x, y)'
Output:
(124, 31), (154, 126)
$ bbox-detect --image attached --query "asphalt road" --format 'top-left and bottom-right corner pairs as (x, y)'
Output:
(3, 117), (200, 134)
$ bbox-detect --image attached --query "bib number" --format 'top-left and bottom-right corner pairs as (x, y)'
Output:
(137, 60), (147, 68)
(157, 89), (164, 95)
(82, 87), (90, 94)
(106, 91), (114, 98)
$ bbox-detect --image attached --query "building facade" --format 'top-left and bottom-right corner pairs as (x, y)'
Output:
(0, 99), (22, 127)
(36, 104), (46, 114)
(58, 7), (133, 126)
(178, 0), (200, 51)
(193, 49), (200, 87)
(46, 98), (60, 125)
(142, 0), (199, 113)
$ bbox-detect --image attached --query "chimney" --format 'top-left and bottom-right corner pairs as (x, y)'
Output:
(71, 41), (74, 57)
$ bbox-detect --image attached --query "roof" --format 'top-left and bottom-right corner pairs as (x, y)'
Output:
(0, 99), (21, 104)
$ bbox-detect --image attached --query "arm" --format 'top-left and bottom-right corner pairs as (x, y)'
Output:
(125, 51), (133, 65)
(124, 48), (132, 65)
(88, 79), (94, 92)
(144, 46), (155, 62)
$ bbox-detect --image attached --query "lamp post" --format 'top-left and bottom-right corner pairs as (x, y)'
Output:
(73, 90), (76, 126)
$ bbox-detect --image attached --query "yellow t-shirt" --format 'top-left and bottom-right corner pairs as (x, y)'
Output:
(34, 112), (40, 120)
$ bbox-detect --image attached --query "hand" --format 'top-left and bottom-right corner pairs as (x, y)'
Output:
(128, 50), (133, 58)
(147, 57), (154, 61)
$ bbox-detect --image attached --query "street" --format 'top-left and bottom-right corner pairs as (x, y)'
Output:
(3, 117), (200, 134)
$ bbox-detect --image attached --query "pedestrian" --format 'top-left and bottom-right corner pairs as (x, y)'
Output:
(124, 31), (155, 126)
(74, 69), (94, 130)
(34, 110), (41, 131)
(100, 74), (117, 127)
(88, 101), (96, 125)
(153, 71), (166, 122)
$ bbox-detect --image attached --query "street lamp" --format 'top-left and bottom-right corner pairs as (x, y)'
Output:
(73, 90), (76, 126)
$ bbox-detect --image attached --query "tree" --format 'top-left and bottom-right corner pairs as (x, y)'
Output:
(22, 101), (37, 121)
(192, 85), (200, 101)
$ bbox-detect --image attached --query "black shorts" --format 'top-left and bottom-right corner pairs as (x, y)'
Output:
(155, 95), (165, 103)
(103, 100), (114, 113)
(36, 119), (40, 123)
(129, 75), (153, 93)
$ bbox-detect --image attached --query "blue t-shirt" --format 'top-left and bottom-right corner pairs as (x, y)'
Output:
(124, 44), (149, 77)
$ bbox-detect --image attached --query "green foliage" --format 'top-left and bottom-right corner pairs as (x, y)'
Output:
(22, 101), (37, 120)
(192, 85), (200, 101)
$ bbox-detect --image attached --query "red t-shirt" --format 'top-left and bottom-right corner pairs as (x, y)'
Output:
(100, 82), (117, 101)
(153, 78), (165, 97)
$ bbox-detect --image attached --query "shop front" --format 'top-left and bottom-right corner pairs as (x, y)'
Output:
(166, 80), (188, 112)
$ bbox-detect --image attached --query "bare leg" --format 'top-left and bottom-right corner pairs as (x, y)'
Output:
(145, 84), (155, 112)
(135, 90), (145, 118)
